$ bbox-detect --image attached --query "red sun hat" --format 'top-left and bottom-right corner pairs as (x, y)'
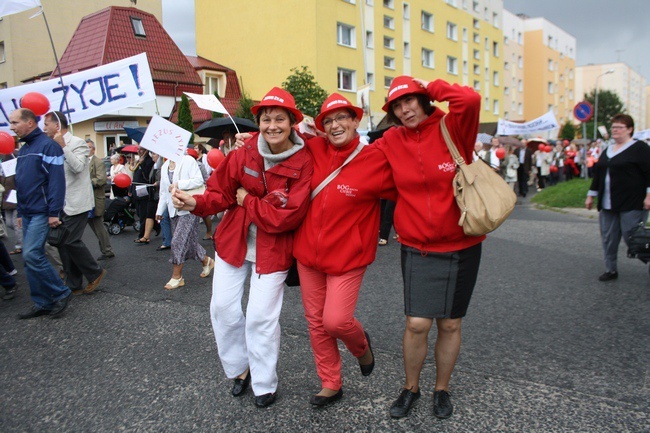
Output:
(314, 93), (364, 132)
(186, 148), (199, 159)
(382, 75), (428, 112)
(251, 87), (304, 123)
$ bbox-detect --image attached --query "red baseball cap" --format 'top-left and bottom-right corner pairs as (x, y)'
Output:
(382, 75), (428, 112)
(251, 87), (303, 123)
(314, 93), (364, 132)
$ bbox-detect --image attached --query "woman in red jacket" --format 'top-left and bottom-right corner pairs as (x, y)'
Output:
(172, 87), (313, 408)
(292, 94), (396, 406)
(374, 76), (483, 419)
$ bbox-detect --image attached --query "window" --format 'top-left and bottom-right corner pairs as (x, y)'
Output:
(384, 56), (395, 69)
(0, 42), (4, 63)
(484, 97), (489, 111)
(473, 80), (480, 91)
(504, 35), (509, 45)
(366, 0), (373, 4)
(493, 12), (499, 28)
(421, 11), (434, 32)
(403, 2), (410, 19)
(518, 56), (523, 68)
(462, 60), (468, 75)
(384, 15), (394, 29)
(446, 22), (458, 41)
(517, 32), (522, 44)
(366, 31), (374, 48)
(446, 0), (457, 6)
(384, 36), (395, 49)
(342, 0), (356, 3)
(337, 68), (356, 91)
(518, 103), (523, 115)
(473, 64), (480, 74)
(548, 82), (554, 94)
(492, 41), (499, 57)
(130, 17), (146, 37)
(383, 0), (394, 9)
(504, 61), (509, 70)
(422, 48), (434, 68)
(473, 49), (480, 60)
(384, 76), (394, 88)
(493, 71), (499, 86)
(547, 59), (553, 71)
(569, 69), (574, 79)
(485, 67), (489, 80)
(337, 23), (356, 47)
(504, 86), (510, 95)
(366, 72), (375, 90)
(204, 74), (221, 95)
(518, 80), (523, 92)
(473, 1), (479, 12)
(473, 32), (479, 43)
(484, 37), (489, 51)
(446, 56), (458, 74)
(403, 42), (411, 58)
(493, 99), (499, 114)
(462, 28), (468, 42)
(504, 111), (509, 119)
(473, 18), (479, 29)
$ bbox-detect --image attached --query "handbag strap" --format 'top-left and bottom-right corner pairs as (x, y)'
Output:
(310, 142), (364, 200)
(440, 116), (466, 167)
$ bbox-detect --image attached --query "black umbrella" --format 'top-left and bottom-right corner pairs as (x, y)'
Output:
(123, 126), (148, 143)
(195, 117), (258, 141)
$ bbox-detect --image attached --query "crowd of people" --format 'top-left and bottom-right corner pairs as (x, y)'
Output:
(2, 74), (648, 423)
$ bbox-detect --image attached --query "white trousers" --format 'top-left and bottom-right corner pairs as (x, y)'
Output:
(210, 255), (287, 396)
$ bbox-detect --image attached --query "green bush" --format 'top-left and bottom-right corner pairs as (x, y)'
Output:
(531, 179), (592, 208)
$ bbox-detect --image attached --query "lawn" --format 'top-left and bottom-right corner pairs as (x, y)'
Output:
(531, 178), (592, 208)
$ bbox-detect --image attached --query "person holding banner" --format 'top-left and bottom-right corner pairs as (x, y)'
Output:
(375, 76), (483, 420)
(172, 87), (312, 408)
(131, 147), (159, 244)
(585, 114), (650, 282)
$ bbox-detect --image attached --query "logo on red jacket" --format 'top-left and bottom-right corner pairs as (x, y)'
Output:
(337, 184), (358, 197)
(438, 162), (456, 173)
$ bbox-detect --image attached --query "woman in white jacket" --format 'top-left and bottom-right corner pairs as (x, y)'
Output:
(156, 154), (214, 289)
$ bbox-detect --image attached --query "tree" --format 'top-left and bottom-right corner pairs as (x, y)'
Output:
(559, 120), (576, 141)
(235, 83), (255, 121)
(212, 90), (224, 119)
(282, 66), (328, 118)
(177, 93), (194, 144)
(582, 89), (625, 139)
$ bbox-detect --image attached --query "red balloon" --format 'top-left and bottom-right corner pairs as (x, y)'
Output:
(544, 145), (553, 152)
(538, 143), (545, 151)
(207, 148), (225, 169)
(495, 148), (506, 159)
(20, 92), (50, 116)
(113, 173), (132, 188)
(550, 165), (559, 173)
(0, 132), (14, 154)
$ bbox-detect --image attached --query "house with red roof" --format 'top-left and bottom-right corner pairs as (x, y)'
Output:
(54, 6), (242, 156)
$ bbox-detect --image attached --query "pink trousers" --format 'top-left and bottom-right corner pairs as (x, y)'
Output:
(298, 261), (369, 390)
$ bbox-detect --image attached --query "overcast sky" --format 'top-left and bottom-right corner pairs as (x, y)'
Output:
(162, 0), (649, 80)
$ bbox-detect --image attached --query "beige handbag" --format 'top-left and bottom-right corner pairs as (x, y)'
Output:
(440, 116), (516, 236)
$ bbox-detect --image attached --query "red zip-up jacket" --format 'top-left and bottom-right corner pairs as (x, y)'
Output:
(375, 79), (485, 252)
(193, 138), (313, 274)
(293, 136), (396, 275)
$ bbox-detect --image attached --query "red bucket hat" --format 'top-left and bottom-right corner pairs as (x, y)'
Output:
(251, 87), (304, 123)
(382, 75), (428, 112)
(314, 93), (364, 132)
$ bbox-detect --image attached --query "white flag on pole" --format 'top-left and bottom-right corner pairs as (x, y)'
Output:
(183, 92), (229, 114)
(138, 115), (192, 163)
(0, 0), (41, 18)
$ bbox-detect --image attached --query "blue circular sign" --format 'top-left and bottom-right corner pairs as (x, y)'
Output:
(573, 101), (594, 123)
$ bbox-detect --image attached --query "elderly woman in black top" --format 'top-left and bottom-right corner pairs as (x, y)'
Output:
(585, 113), (650, 281)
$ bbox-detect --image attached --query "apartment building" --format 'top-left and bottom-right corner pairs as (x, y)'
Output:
(195, 0), (505, 125)
(575, 63), (647, 130)
(501, 9), (524, 122)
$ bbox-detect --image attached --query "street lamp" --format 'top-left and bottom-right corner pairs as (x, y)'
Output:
(593, 69), (615, 140)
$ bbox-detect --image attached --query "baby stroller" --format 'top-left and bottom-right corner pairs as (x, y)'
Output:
(103, 196), (141, 235)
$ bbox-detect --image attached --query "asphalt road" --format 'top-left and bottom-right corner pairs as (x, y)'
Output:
(0, 200), (648, 432)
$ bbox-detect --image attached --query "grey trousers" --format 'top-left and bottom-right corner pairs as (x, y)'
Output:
(88, 215), (113, 256)
(59, 212), (102, 291)
(599, 209), (646, 273)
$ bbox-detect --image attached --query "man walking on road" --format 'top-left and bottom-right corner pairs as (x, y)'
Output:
(43, 112), (106, 295)
(10, 108), (71, 319)
(86, 139), (115, 261)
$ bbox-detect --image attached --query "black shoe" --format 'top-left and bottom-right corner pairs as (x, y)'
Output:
(433, 390), (453, 419)
(2, 284), (17, 300)
(309, 389), (343, 407)
(18, 305), (51, 320)
(389, 388), (420, 418)
(254, 392), (276, 408)
(97, 253), (115, 261)
(231, 371), (250, 397)
(360, 331), (375, 376)
(50, 293), (71, 318)
(598, 271), (618, 282)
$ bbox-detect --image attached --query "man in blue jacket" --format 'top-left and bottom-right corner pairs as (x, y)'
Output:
(10, 108), (71, 319)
